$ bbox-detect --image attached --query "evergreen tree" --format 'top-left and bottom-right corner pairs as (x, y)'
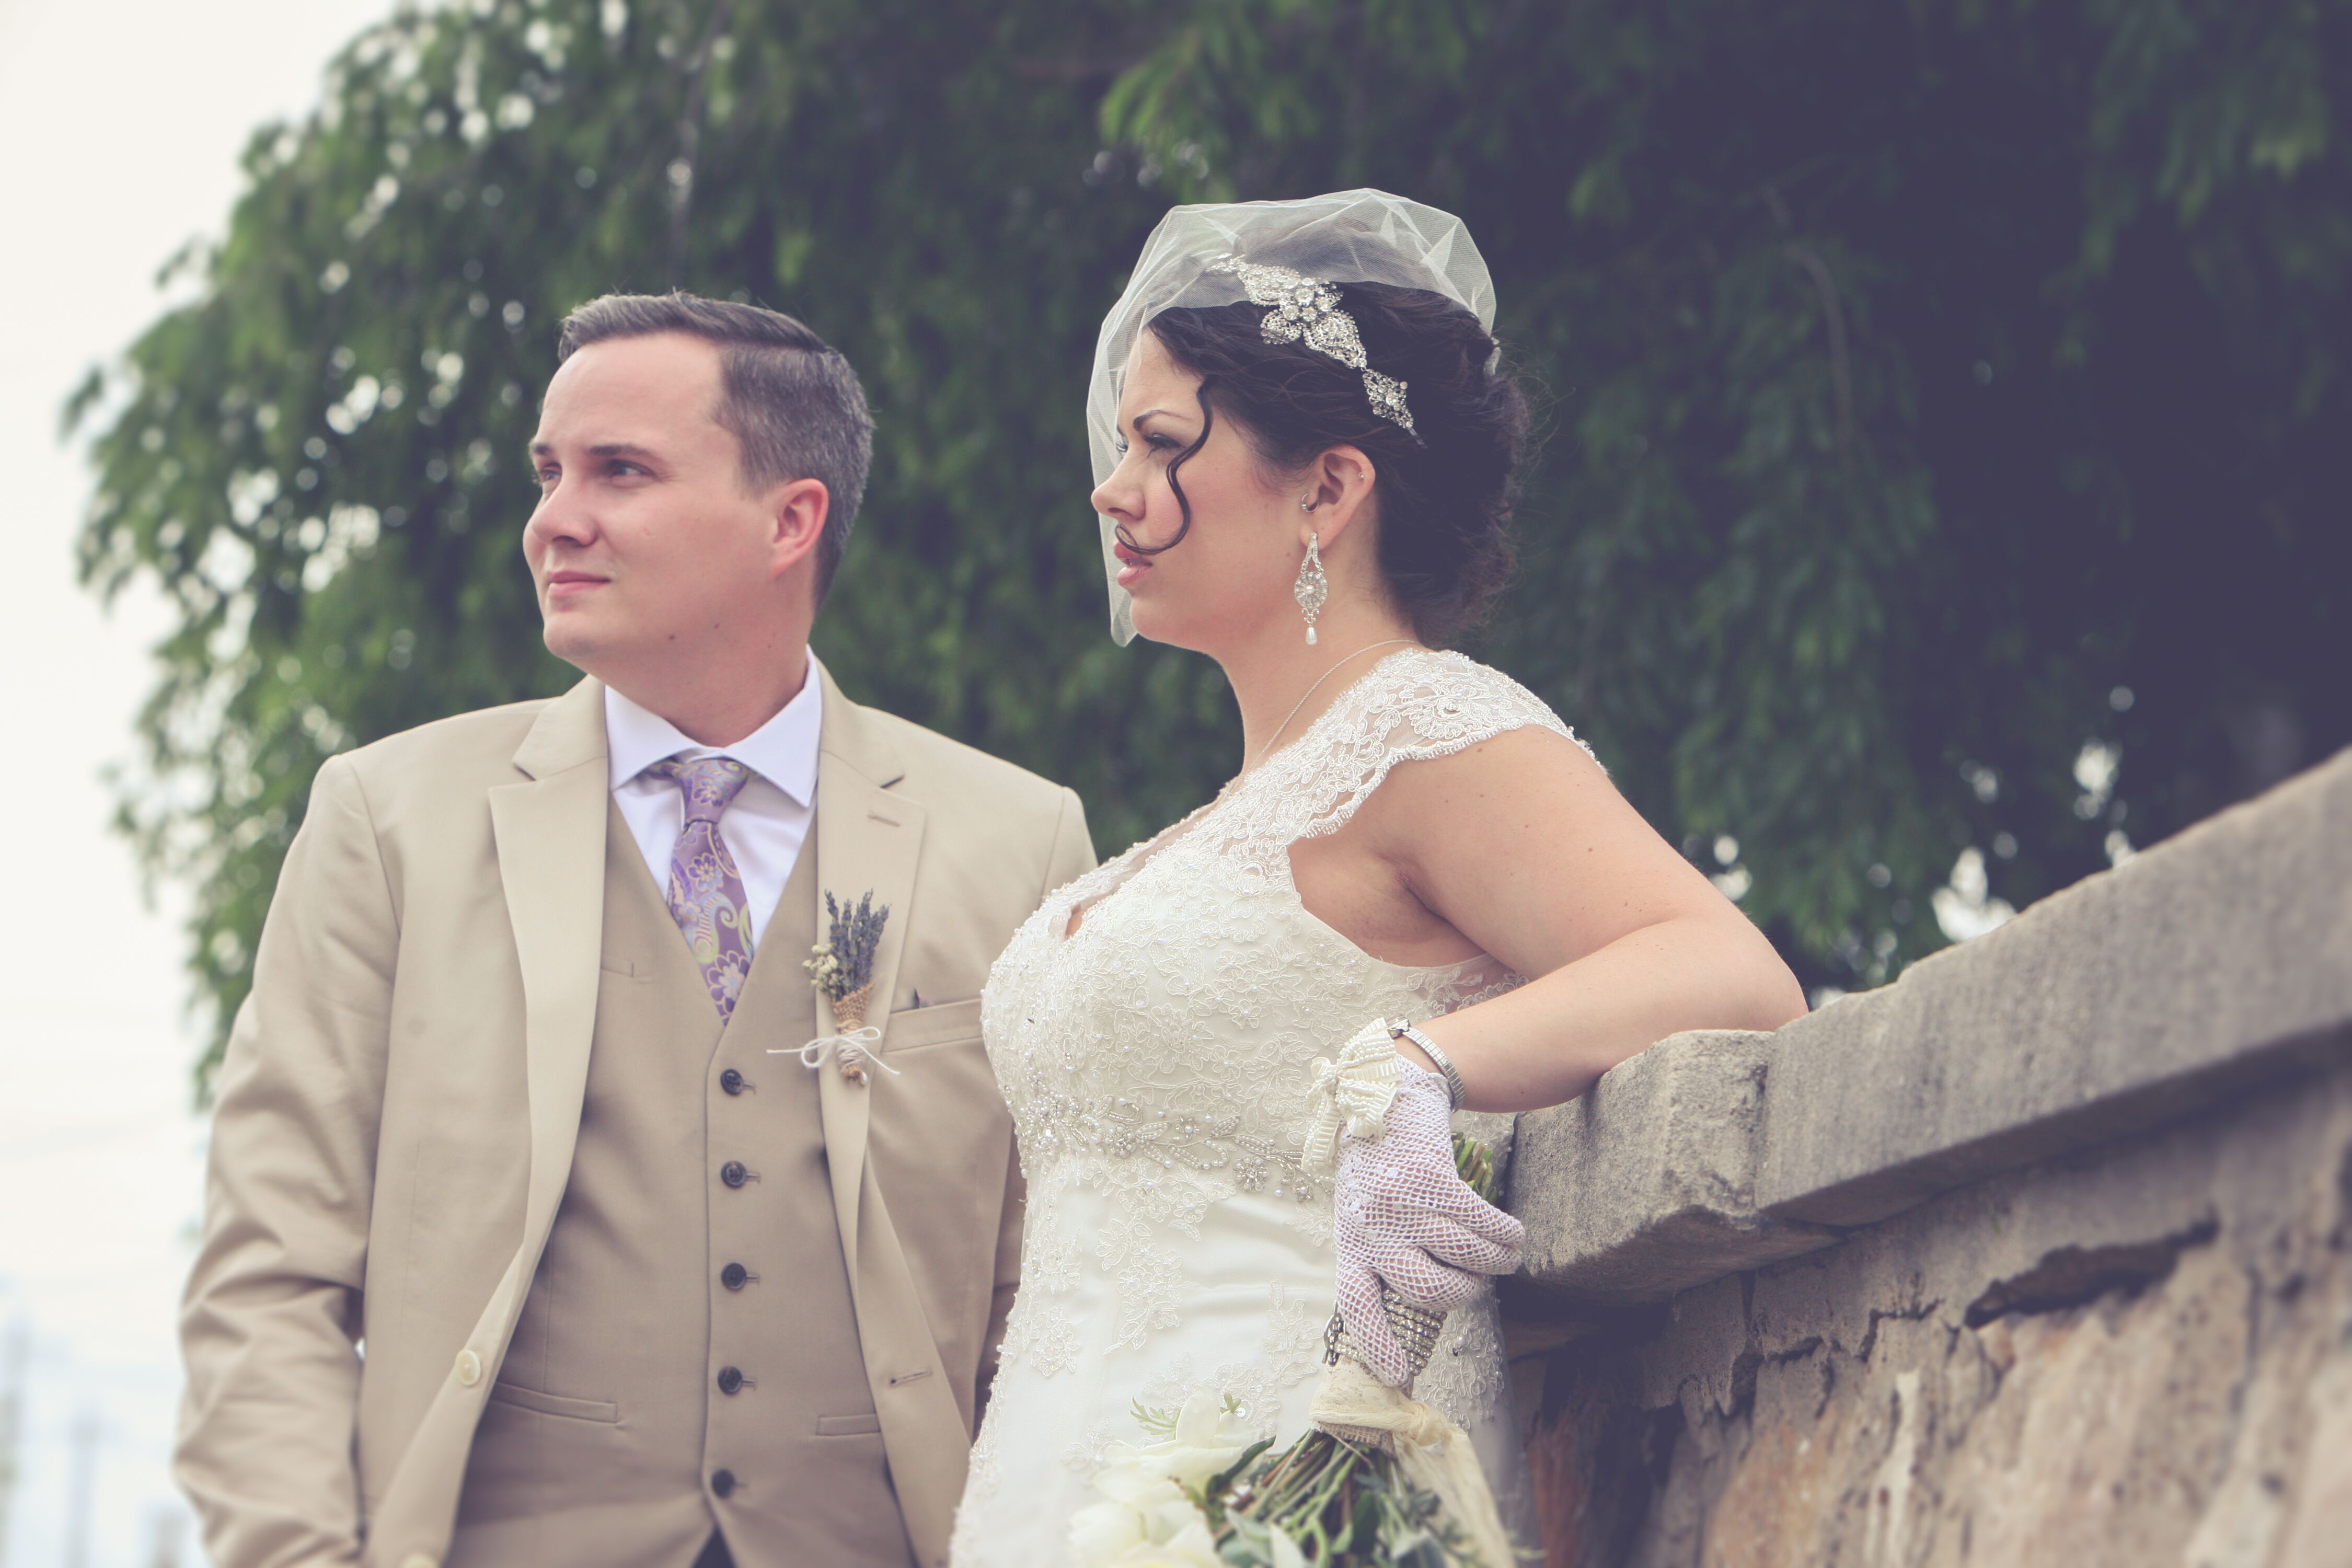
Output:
(75, 0), (2351, 1094)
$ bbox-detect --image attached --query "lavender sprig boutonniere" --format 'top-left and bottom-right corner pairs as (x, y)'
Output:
(799, 890), (891, 1081)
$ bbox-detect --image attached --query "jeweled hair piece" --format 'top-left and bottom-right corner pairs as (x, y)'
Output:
(1204, 255), (1417, 435)
(1089, 190), (1496, 644)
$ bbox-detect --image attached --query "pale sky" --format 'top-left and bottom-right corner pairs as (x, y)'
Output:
(0, 2), (396, 1561)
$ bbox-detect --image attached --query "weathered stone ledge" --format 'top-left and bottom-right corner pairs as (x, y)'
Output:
(1506, 746), (2352, 1309)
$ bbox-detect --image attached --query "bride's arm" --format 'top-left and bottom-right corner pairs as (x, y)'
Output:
(1356, 725), (1806, 1112)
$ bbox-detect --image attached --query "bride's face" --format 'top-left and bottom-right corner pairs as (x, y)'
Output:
(1093, 331), (1302, 654)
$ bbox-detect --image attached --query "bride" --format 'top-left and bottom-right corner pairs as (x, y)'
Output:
(950, 191), (1805, 1563)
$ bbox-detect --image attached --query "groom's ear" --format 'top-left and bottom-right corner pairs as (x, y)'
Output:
(1303, 444), (1379, 545)
(765, 475), (831, 583)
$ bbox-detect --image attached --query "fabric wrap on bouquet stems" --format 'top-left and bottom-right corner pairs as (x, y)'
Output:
(1310, 1294), (1516, 1568)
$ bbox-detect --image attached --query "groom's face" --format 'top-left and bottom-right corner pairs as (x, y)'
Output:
(524, 333), (783, 682)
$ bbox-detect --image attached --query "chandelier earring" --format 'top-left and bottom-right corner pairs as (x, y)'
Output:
(1294, 533), (1330, 646)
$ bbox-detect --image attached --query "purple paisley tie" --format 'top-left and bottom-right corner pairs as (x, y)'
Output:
(645, 756), (756, 1021)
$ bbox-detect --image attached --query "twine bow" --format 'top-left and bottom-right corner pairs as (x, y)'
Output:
(773, 1025), (897, 1079)
(1300, 1018), (1412, 1171)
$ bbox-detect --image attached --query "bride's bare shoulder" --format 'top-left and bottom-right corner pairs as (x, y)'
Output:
(1351, 718), (1613, 848)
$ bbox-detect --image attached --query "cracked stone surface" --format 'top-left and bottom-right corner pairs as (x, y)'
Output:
(1517, 1052), (2352, 1568)
(1511, 1029), (1841, 1304)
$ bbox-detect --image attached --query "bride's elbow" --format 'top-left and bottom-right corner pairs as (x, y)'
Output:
(1732, 933), (1809, 1033)
(1745, 962), (1810, 1034)
(1692, 910), (1808, 1034)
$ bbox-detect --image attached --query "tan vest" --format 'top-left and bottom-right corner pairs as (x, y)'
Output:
(447, 804), (913, 1567)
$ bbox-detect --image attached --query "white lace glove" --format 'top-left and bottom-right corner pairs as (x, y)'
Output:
(1332, 1064), (1526, 1387)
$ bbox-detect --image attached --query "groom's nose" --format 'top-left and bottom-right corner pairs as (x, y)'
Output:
(524, 475), (600, 558)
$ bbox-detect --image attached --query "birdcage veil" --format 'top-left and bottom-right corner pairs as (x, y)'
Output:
(1088, 189), (1498, 644)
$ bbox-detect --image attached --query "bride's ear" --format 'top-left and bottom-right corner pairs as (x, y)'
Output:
(1298, 445), (1378, 547)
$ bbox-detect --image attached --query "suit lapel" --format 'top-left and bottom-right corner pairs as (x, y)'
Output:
(813, 669), (969, 1568)
(489, 678), (612, 1264)
(811, 664), (921, 1274)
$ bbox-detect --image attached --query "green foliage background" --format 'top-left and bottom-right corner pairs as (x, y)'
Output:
(74, 0), (2351, 1097)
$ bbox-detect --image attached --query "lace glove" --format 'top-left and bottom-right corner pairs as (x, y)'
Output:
(1332, 1063), (1526, 1387)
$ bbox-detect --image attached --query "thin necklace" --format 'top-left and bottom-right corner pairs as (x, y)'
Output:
(1249, 639), (1416, 770)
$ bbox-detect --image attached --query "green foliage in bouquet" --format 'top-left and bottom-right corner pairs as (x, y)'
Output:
(1195, 1423), (1484, 1568)
(1449, 1136), (1496, 1206)
(1105, 1415), (1468, 1566)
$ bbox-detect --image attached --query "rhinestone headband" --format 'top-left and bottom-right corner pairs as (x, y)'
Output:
(1205, 255), (1417, 436)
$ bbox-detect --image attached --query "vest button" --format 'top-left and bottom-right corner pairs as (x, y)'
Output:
(719, 1068), (746, 1096)
(711, 1469), (737, 1498)
(717, 1365), (745, 1396)
(720, 1160), (748, 1189)
(721, 1262), (749, 1290)
(453, 1349), (482, 1387)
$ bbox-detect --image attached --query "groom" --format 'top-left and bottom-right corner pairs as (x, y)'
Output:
(177, 293), (1093, 1568)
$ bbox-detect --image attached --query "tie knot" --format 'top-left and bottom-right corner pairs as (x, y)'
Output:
(648, 755), (753, 824)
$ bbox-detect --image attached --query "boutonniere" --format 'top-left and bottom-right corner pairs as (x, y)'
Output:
(772, 890), (895, 1082)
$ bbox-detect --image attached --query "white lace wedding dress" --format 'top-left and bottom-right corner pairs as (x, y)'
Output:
(950, 648), (1585, 1565)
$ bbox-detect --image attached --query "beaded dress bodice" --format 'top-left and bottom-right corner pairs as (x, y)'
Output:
(950, 649), (1582, 1565)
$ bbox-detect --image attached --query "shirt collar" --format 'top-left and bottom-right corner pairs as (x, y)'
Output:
(603, 656), (825, 808)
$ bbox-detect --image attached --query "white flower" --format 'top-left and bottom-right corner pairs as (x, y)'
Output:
(1068, 1475), (1220, 1567)
(1140, 1389), (1261, 1489)
(1070, 1392), (1259, 1568)
(1068, 1492), (1152, 1562)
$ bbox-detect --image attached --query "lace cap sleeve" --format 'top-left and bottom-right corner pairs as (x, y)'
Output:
(1272, 648), (1597, 844)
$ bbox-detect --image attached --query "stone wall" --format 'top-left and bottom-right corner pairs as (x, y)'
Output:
(1501, 749), (2352, 1568)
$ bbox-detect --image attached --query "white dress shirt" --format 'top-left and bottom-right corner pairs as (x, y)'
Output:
(604, 661), (824, 948)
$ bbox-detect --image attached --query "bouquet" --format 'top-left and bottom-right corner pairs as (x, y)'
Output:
(1070, 1135), (1516, 1568)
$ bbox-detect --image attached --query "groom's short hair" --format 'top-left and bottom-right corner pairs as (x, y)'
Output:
(556, 292), (874, 601)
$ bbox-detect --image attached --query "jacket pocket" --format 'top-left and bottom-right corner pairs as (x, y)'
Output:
(815, 1412), (883, 1437)
(880, 996), (984, 1054)
(489, 1380), (620, 1423)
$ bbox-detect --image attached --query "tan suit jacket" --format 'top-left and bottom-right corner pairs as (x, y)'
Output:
(177, 667), (1093, 1568)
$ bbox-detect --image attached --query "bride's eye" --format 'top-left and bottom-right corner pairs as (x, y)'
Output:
(1113, 431), (1181, 460)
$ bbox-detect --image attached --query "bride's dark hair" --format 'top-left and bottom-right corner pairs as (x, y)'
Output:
(1139, 281), (1529, 644)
